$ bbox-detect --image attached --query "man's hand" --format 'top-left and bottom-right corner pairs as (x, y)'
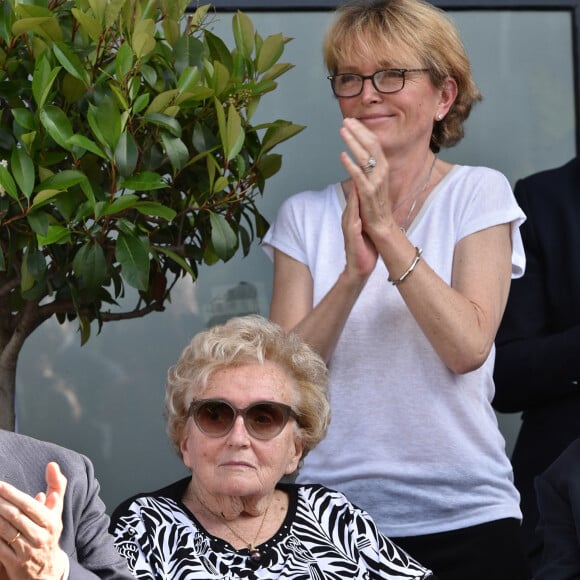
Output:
(0, 462), (69, 579)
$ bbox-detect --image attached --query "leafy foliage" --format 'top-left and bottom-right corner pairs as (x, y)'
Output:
(0, 0), (303, 346)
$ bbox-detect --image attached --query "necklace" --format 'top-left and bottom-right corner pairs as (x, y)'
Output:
(221, 503), (271, 561)
(189, 491), (272, 562)
(398, 154), (437, 235)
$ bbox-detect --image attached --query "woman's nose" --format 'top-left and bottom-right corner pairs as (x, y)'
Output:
(226, 415), (252, 445)
(360, 77), (383, 102)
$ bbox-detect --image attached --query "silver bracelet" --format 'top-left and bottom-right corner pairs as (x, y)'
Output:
(388, 246), (423, 286)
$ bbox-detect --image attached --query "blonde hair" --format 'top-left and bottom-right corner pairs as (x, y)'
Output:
(165, 315), (330, 466)
(323, 0), (482, 151)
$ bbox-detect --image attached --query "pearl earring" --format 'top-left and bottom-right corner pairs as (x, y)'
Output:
(437, 113), (444, 121)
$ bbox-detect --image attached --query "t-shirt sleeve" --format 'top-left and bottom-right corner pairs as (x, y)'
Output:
(262, 194), (309, 265)
(456, 168), (526, 279)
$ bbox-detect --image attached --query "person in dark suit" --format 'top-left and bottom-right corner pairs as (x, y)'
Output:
(493, 155), (580, 571)
(534, 437), (580, 579)
(0, 429), (132, 579)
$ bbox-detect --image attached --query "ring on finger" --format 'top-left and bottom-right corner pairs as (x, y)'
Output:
(8, 531), (21, 545)
(360, 156), (376, 174)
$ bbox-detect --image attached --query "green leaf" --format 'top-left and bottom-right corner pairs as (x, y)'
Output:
(26, 211), (49, 236)
(160, 132), (189, 173)
(62, 73), (87, 104)
(145, 90), (179, 115)
(180, 86), (213, 101)
(115, 231), (150, 291)
(232, 11), (254, 61)
(37, 224), (71, 246)
(115, 130), (139, 177)
(87, 0), (105, 26)
(140, 64), (157, 87)
(109, 83), (129, 111)
(144, 113), (182, 137)
(12, 108), (36, 132)
(96, 195), (137, 219)
(209, 211), (238, 260)
(133, 30), (156, 59)
(115, 41), (134, 79)
(120, 172), (167, 191)
(134, 201), (176, 221)
(258, 153), (282, 179)
(212, 175), (228, 194)
(32, 57), (61, 110)
(132, 93), (150, 115)
(38, 170), (87, 191)
(68, 134), (107, 159)
(78, 178), (96, 208)
(257, 33), (285, 74)
(53, 42), (90, 86)
(155, 246), (196, 278)
(261, 62), (293, 82)
(132, 19), (156, 59)
(13, 4), (52, 18)
(176, 66), (200, 95)
(103, 0), (126, 28)
(87, 97), (121, 152)
(21, 247), (46, 292)
(0, 164), (19, 201)
(204, 30), (233, 72)
(210, 60), (230, 97)
(173, 35), (205, 76)
(73, 242), (107, 287)
(214, 97), (227, 157)
(12, 16), (62, 42)
(247, 79), (277, 97)
(78, 315), (91, 346)
(40, 105), (74, 150)
(32, 189), (67, 208)
(11, 147), (35, 199)
(71, 8), (102, 43)
(225, 104), (244, 161)
(188, 3), (211, 27)
(259, 121), (305, 156)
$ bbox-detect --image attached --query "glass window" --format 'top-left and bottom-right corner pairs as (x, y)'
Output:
(16, 7), (577, 511)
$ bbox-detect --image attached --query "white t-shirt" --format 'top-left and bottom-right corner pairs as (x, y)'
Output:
(262, 165), (526, 537)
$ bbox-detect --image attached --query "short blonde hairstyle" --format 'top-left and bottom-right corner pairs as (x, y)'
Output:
(323, 0), (482, 152)
(165, 315), (330, 466)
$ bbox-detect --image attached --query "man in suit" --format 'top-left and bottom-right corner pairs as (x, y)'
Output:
(493, 156), (580, 571)
(0, 429), (132, 579)
(534, 438), (580, 579)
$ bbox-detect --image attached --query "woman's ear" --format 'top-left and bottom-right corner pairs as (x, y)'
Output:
(285, 433), (305, 476)
(180, 425), (193, 469)
(436, 76), (458, 120)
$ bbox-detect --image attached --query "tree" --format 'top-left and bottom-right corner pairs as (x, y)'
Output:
(0, 0), (304, 429)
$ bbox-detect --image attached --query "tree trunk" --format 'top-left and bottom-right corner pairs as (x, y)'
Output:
(0, 349), (17, 430)
(0, 300), (38, 431)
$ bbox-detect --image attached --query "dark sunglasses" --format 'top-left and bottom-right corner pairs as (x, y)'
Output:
(187, 399), (300, 440)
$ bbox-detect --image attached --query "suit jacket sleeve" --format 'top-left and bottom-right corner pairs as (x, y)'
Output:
(534, 439), (580, 579)
(493, 169), (580, 412)
(60, 451), (133, 580)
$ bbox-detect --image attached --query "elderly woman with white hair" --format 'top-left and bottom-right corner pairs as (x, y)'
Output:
(110, 315), (434, 579)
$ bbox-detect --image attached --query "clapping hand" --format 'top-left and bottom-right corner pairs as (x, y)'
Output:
(0, 463), (69, 580)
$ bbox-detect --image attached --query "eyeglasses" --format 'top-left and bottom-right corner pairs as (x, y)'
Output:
(187, 398), (300, 440)
(328, 68), (429, 98)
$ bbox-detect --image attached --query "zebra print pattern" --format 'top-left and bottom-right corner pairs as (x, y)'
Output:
(110, 478), (433, 579)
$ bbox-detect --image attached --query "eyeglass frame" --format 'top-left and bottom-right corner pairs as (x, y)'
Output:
(187, 398), (301, 440)
(327, 68), (430, 98)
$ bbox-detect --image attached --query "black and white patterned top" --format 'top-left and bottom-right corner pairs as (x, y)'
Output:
(110, 478), (434, 579)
